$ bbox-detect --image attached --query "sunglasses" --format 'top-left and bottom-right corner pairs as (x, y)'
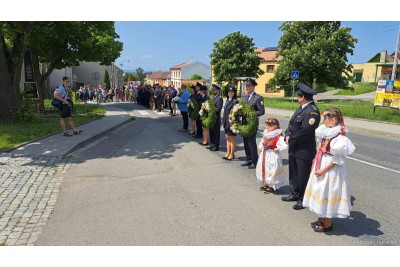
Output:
(321, 111), (336, 117)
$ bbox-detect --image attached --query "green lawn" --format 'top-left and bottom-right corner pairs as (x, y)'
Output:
(263, 97), (400, 123)
(0, 104), (106, 153)
(334, 82), (377, 96)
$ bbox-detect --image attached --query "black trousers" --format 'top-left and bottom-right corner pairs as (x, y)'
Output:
(168, 99), (174, 114)
(156, 98), (162, 112)
(196, 118), (203, 137)
(181, 111), (188, 130)
(243, 131), (258, 164)
(288, 155), (313, 200)
(210, 121), (221, 148)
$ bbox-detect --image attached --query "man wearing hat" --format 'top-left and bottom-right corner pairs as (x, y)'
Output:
(208, 84), (223, 151)
(282, 83), (320, 210)
(241, 78), (265, 169)
(193, 82), (203, 139)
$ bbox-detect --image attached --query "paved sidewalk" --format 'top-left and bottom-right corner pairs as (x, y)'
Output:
(0, 105), (132, 246)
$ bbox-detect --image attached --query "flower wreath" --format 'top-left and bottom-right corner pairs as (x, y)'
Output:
(199, 99), (217, 128)
(229, 101), (258, 137)
(188, 97), (200, 120)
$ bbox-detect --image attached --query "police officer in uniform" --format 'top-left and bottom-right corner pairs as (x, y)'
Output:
(154, 84), (163, 112)
(208, 84), (223, 151)
(241, 78), (265, 169)
(282, 83), (320, 210)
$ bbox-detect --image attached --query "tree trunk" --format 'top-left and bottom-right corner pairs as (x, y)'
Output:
(0, 22), (33, 121)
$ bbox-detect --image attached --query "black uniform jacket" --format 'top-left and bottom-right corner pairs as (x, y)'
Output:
(242, 92), (265, 126)
(212, 94), (223, 125)
(285, 101), (320, 160)
(222, 98), (239, 130)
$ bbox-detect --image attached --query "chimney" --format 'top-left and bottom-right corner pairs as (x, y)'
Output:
(380, 50), (387, 63)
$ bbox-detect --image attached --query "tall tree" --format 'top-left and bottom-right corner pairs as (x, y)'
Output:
(0, 22), (33, 121)
(210, 31), (264, 85)
(30, 21), (123, 112)
(270, 21), (357, 92)
(104, 69), (111, 89)
(134, 67), (146, 85)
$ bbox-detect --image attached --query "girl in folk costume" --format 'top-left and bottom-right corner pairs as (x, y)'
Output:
(303, 108), (355, 232)
(256, 118), (288, 193)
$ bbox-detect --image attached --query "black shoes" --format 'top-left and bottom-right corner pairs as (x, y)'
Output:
(206, 145), (215, 149)
(210, 147), (219, 151)
(281, 195), (299, 202)
(248, 163), (257, 169)
(293, 200), (305, 210)
(241, 161), (252, 167)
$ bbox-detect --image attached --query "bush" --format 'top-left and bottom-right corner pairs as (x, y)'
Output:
(11, 93), (37, 122)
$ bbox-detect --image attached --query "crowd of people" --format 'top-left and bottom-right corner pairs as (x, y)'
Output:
(135, 79), (355, 233)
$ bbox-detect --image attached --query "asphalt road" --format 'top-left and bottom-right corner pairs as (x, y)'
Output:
(36, 103), (400, 245)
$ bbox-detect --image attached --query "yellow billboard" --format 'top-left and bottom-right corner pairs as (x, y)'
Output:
(374, 80), (400, 109)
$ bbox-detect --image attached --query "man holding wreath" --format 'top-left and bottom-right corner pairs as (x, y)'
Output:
(241, 78), (265, 169)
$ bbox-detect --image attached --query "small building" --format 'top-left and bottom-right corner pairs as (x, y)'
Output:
(170, 62), (211, 89)
(145, 71), (170, 86)
(351, 50), (400, 83)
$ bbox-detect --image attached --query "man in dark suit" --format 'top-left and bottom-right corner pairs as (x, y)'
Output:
(154, 84), (163, 112)
(208, 84), (223, 151)
(241, 78), (265, 169)
(193, 82), (203, 139)
(282, 83), (320, 210)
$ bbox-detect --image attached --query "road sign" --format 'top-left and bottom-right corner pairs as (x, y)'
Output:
(291, 70), (300, 80)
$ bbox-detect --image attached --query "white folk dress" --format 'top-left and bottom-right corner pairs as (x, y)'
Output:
(302, 125), (356, 218)
(256, 128), (288, 189)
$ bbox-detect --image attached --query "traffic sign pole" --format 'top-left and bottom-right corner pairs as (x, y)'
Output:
(290, 70), (300, 108)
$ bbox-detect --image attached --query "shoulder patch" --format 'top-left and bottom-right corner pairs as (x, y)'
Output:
(309, 118), (315, 125)
(260, 100), (264, 106)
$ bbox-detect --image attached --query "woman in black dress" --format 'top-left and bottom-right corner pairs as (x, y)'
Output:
(222, 87), (239, 160)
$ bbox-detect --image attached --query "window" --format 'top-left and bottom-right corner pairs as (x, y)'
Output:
(265, 84), (272, 93)
(266, 65), (275, 73)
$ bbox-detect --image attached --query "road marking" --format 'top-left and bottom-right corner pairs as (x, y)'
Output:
(138, 110), (150, 115)
(347, 156), (400, 174)
(153, 111), (167, 115)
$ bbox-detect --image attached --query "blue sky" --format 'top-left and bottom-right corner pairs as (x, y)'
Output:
(114, 21), (400, 72)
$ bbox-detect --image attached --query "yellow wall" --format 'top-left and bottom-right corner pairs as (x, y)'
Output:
(350, 63), (380, 83)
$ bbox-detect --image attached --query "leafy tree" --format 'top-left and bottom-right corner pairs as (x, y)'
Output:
(135, 67), (146, 85)
(190, 74), (204, 80)
(0, 22), (33, 121)
(30, 21), (123, 112)
(124, 72), (135, 83)
(104, 69), (111, 89)
(270, 21), (357, 94)
(210, 31), (264, 85)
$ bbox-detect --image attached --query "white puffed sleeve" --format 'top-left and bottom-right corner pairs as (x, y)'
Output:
(330, 135), (356, 165)
(315, 124), (326, 143)
(276, 136), (288, 151)
(258, 139), (263, 151)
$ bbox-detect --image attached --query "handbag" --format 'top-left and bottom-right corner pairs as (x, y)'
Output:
(51, 99), (63, 109)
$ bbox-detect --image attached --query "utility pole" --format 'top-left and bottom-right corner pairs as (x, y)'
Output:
(391, 25), (400, 81)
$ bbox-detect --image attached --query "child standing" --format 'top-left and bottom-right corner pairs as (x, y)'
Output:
(302, 108), (355, 232)
(256, 118), (288, 193)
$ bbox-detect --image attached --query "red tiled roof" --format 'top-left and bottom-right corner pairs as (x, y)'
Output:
(257, 47), (282, 61)
(147, 71), (170, 79)
(170, 62), (194, 70)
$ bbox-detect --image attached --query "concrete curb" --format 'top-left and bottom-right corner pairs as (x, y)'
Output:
(65, 117), (133, 156)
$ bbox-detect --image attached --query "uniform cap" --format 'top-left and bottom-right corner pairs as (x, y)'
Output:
(200, 85), (208, 91)
(227, 87), (236, 92)
(296, 83), (317, 95)
(196, 82), (202, 88)
(211, 84), (221, 90)
(245, 78), (257, 86)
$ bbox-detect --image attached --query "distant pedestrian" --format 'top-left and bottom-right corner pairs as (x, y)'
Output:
(54, 76), (82, 137)
(256, 118), (287, 193)
(176, 84), (190, 132)
(281, 83), (320, 210)
(303, 107), (355, 232)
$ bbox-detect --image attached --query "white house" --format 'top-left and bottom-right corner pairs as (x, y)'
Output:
(170, 61), (210, 88)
